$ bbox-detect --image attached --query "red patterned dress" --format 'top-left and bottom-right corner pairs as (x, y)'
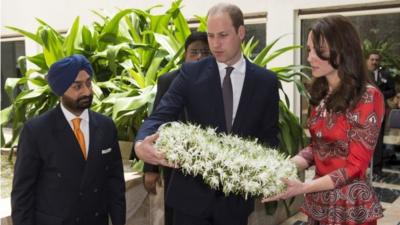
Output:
(297, 86), (385, 225)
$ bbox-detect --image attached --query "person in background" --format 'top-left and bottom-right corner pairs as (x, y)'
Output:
(11, 54), (126, 225)
(366, 51), (396, 180)
(386, 92), (400, 159)
(143, 31), (210, 225)
(134, 3), (279, 225)
(263, 15), (384, 225)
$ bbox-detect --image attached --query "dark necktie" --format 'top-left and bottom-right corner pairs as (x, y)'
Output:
(222, 66), (234, 132)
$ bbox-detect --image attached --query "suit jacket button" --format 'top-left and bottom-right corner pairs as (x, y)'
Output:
(94, 212), (99, 216)
(79, 192), (83, 196)
(93, 188), (98, 193)
(57, 173), (62, 178)
(76, 217), (80, 222)
(105, 166), (109, 171)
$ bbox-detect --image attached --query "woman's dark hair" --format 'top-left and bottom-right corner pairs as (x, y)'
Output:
(308, 15), (370, 113)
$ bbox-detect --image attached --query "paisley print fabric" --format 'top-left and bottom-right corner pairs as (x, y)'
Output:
(297, 86), (385, 224)
(301, 180), (383, 224)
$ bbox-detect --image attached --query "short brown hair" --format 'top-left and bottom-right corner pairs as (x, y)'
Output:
(207, 3), (244, 32)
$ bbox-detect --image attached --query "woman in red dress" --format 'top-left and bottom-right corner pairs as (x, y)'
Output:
(263, 15), (384, 225)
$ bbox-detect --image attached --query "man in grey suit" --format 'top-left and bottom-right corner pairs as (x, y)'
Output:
(11, 54), (126, 225)
(134, 3), (279, 225)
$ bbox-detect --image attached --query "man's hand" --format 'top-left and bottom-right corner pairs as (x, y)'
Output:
(135, 133), (167, 165)
(143, 172), (161, 194)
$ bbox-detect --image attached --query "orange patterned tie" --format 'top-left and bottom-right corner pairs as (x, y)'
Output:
(72, 118), (87, 159)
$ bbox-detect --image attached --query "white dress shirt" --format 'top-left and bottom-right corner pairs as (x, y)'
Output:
(217, 54), (246, 124)
(373, 70), (379, 82)
(60, 103), (90, 156)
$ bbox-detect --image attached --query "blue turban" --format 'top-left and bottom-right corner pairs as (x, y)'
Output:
(47, 54), (93, 96)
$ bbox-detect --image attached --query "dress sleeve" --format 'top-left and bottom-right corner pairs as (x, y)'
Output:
(297, 145), (314, 166)
(328, 87), (385, 188)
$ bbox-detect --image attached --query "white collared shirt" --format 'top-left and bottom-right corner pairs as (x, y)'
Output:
(217, 54), (246, 124)
(373, 70), (379, 82)
(60, 103), (90, 155)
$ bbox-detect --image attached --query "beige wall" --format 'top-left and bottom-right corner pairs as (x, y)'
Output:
(3, 0), (394, 36)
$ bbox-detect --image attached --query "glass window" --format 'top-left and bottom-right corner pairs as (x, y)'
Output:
(1, 40), (25, 109)
(244, 22), (267, 55)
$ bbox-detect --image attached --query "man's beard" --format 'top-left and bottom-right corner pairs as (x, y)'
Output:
(62, 95), (93, 113)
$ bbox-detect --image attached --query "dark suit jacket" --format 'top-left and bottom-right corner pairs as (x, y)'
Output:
(11, 105), (126, 225)
(373, 68), (396, 100)
(136, 56), (279, 217)
(143, 70), (185, 173)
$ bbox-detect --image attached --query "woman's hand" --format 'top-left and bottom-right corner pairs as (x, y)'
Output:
(261, 178), (306, 202)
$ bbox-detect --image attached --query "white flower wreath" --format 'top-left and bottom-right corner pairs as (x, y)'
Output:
(155, 122), (298, 199)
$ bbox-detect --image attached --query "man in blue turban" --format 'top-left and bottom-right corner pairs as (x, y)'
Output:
(11, 54), (126, 225)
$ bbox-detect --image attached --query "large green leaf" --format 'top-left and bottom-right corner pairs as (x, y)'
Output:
(96, 80), (123, 92)
(195, 15), (208, 32)
(105, 43), (130, 75)
(145, 56), (163, 86)
(81, 25), (93, 51)
(16, 87), (47, 103)
(157, 46), (184, 76)
(154, 33), (180, 56)
(168, 0), (190, 43)
(5, 26), (43, 45)
(26, 53), (48, 70)
(112, 86), (155, 120)
(99, 9), (134, 43)
(149, 14), (171, 34)
(259, 45), (301, 67)
(242, 36), (258, 57)
(124, 15), (141, 43)
(63, 16), (80, 56)
(252, 34), (285, 66)
(26, 75), (48, 88)
(35, 18), (65, 41)
(4, 78), (21, 102)
(127, 69), (145, 89)
(0, 106), (13, 125)
(91, 81), (104, 99)
(40, 27), (65, 66)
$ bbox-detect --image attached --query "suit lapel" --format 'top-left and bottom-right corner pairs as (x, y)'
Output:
(232, 59), (256, 132)
(87, 111), (102, 161)
(80, 111), (104, 189)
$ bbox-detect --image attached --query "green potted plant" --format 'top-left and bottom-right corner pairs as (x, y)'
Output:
(1, 1), (190, 148)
